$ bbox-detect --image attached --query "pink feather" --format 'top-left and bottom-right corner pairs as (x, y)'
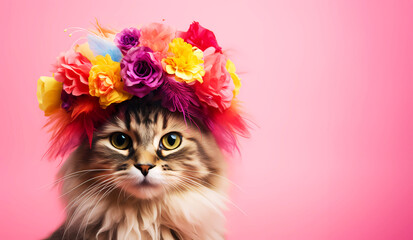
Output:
(205, 100), (250, 154)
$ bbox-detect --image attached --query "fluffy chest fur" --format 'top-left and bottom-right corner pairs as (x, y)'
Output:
(71, 189), (226, 240)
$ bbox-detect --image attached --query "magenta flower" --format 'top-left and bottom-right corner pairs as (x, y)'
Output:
(120, 47), (163, 98)
(115, 27), (141, 55)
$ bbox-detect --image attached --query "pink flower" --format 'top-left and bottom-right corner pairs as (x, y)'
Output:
(139, 23), (176, 59)
(195, 49), (234, 111)
(53, 50), (92, 96)
(179, 22), (222, 53)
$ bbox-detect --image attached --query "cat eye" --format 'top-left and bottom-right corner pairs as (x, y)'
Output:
(160, 132), (182, 150)
(110, 132), (131, 150)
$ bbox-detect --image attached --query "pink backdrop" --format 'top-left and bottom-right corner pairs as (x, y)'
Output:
(1, 0), (413, 239)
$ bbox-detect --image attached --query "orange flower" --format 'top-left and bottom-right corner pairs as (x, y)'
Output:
(88, 54), (132, 107)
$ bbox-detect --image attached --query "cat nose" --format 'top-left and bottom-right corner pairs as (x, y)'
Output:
(134, 164), (155, 176)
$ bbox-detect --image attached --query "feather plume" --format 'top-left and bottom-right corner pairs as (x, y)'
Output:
(92, 18), (116, 38)
(87, 34), (122, 62)
(160, 78), (204, 122)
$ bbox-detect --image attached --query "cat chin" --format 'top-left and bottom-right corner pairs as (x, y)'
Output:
(122, 182), (164, 199)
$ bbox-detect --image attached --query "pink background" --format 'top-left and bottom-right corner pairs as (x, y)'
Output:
(1, 0), (413, 239)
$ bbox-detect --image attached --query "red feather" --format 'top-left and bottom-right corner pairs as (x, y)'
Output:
(45, 96), (113, 159)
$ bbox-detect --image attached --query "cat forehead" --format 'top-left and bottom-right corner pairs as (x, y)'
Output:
(125, 107), (184, 130)
(100, 106), (187, 136)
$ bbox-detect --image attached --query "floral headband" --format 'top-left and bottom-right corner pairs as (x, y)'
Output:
(37, 21), (249, 158)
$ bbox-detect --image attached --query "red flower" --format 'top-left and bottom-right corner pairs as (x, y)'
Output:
(179, 22), (222, 53)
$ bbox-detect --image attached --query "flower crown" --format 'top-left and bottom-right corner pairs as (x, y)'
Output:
(37, 21), (249, 158)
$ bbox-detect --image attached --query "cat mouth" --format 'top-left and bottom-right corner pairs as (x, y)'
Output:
(138, 179), (154, 187)
(133, 178), (162, 190)
(123, 179), (163, 199)
(120, 175), (164, 199)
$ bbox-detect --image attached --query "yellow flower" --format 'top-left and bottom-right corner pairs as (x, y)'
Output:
(89, 54), (132, 107)
(162, 38), (205, 83)
(37, 76), (63, 116)
(226, 59), (241, 96)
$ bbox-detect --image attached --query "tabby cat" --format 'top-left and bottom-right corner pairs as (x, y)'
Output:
(47, 99), (228, 240)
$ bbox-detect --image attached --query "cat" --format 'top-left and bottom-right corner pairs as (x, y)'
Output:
(46, 99), (228, 240)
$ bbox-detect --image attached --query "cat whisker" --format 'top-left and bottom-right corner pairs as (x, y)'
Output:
(168, 179), (223, 215)
(172, 176), (247, 216)
(165, 181), (187, 197)
(67, 179), (115, 240)
(170, 169), (244, 192)
(80, 181), (118, 240)
(116, 179), (126, 207)
(62, 173), (117, 219)
(163, 172), (217, 189)
(39, 168), (112, 190)
(63, 176), (117, 239)
(63, 180), (114, 239)
(67, 176), (116, 215)
(58, 172), (116, 199)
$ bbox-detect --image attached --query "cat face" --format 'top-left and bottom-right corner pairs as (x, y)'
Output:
(72, 101), (225, 200)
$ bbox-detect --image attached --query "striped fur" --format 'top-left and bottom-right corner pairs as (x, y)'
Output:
(47, 101), (228, 240)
